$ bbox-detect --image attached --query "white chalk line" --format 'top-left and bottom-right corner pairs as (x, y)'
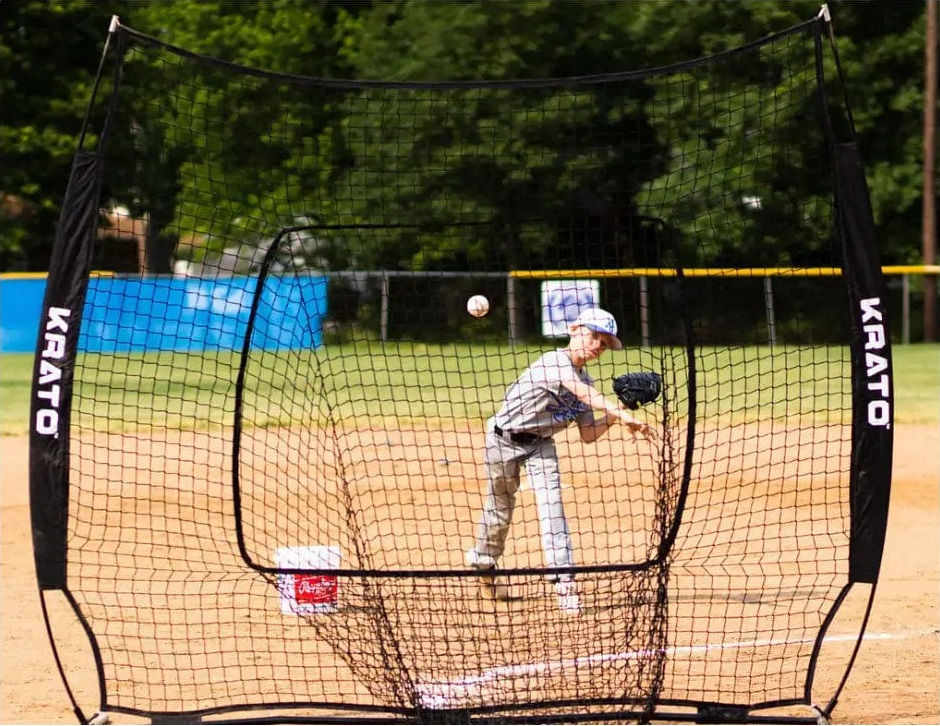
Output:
(414, 629), (930, 708)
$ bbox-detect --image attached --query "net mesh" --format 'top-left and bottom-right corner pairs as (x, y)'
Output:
(52, 17), (861, 721)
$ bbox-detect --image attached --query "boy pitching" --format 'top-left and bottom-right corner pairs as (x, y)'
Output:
(465, 307), (654, 614)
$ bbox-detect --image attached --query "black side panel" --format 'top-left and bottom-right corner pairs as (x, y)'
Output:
(29, 151), (103, 590)
(834, 143), (894, 584)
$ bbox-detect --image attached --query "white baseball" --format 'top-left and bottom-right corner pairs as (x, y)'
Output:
(466, 294), (490, 317)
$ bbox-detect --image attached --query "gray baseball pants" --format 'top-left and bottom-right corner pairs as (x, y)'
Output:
(467, 424), (573, 580)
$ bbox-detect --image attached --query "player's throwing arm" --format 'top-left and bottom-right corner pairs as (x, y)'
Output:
(561, 379), (656, 440)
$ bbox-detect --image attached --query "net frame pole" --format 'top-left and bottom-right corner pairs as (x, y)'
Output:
(763, 277), (777, 348)
(902, 273), (911, 344)
(639, 275), (650, 347)
(507, 273), (519, 348)
(380, 272), (390, 344)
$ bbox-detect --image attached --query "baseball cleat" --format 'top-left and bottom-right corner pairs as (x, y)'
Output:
(555, 580), (581, 615)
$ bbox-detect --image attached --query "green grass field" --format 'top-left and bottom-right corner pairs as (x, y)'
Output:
(1, 343), (937, 436)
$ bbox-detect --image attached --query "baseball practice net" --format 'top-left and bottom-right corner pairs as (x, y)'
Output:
(30, 9), (892, 724)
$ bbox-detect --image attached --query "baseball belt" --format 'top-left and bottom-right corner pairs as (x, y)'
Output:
(493, 425), (544, 445)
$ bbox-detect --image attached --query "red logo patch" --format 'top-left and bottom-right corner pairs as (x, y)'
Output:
(294, 575), (338, 606)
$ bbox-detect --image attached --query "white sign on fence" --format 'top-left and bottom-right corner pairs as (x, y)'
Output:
(540, 279), (600, 338)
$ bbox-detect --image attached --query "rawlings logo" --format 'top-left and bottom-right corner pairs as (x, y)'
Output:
(294, 574), (338, 605)
(34, 307), (70, 438)
(859, 297), (890, 428)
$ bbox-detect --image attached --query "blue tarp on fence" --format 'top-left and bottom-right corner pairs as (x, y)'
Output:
(1, 275), (327, 353)
(0, 277), (45, 353)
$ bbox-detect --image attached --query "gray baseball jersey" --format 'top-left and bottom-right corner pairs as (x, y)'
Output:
(492, 349), (596, 438)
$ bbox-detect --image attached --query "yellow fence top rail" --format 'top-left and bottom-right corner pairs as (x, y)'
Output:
(510, 265), (940, 279)
(2, 265), (939, 280)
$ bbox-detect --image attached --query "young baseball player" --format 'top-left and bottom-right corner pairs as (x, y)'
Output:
(465, 307), (654, 615)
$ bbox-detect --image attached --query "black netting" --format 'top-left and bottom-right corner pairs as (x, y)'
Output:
(29, 13), (888, 724)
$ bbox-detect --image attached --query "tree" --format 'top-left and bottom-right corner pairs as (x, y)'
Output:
(333, 1), (667, 272)
(0, 0), (130, 270)
(100, 1), (368, 271)
(0, 0), (368, 272)
(819, 1), (927, 264)
(2, 1), (930, 278)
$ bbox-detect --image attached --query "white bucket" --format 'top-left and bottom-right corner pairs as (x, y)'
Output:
(275, 546), (342, 615)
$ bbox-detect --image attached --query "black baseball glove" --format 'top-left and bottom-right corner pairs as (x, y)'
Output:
(612, 371), (663, 410)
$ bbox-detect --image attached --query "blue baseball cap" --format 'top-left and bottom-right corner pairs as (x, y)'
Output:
(573, 308), (623, 350)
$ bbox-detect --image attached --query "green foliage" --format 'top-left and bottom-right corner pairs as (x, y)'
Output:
(0, 1), (933, 274)
(97, 1), (365, 249)
(335, 2), (671, 271)
(0, 0), (130, 270)
(818, 1), (928, 262)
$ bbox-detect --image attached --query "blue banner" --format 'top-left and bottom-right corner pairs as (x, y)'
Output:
(1, 277), (46, 353)
(1, 275), (327, 353)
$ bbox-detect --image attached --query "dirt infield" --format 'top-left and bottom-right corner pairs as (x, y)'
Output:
(2, 424), (937, 725)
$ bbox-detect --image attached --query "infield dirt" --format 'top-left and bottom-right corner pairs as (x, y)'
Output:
(1, 423), (937, 724)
